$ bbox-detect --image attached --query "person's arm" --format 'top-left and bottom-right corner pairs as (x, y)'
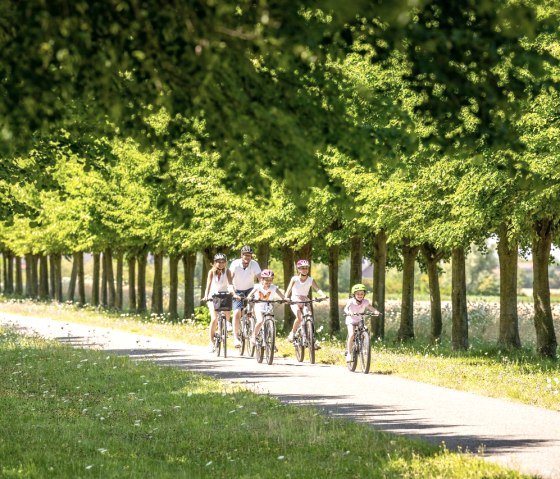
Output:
(253, 261), (262, 281)
(229, 261), (236, 281)
(202, 270), (213, 300)
(226, 269), (238, 296)
(343, 299), (351, 315)
(367, 303), (380, 315)
(311, 279), (327, 298)
(284, 277), (295, 298)
(275, 286), (286, 300)
(246, 286), (257, 300)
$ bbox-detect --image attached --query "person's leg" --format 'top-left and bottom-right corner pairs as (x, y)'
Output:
(346, 323), (355, 356)
(288, 306), (302, 341)
(252, 309), (264, 342)
(208, 305), (218, 349)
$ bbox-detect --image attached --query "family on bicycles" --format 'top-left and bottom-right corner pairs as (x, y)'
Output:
(202, 246), (379, 371)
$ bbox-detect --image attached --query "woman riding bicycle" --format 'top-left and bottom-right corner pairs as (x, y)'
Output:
(284, 259), (327, 344)
(344, 283), (379, 362)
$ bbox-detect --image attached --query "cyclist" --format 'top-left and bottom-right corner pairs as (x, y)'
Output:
(344, 283), (379, 362)
(246, 269), (285, 344)
(202, 253), (237, 352)
(284, 259), (327, 345)
(230, 245), (262, 348)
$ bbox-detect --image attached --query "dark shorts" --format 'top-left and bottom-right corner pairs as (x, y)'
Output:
(233, 288), (253, 310)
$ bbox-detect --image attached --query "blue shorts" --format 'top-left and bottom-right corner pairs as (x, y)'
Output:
(233, 288), (253, 310)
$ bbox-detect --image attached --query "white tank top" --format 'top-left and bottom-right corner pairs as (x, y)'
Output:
(290, 276), (313, 298)
(208, 269), (228, 296)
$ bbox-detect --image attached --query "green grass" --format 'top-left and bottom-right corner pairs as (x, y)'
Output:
(0, 327), (531, 478)
(1, 298), (559, 411)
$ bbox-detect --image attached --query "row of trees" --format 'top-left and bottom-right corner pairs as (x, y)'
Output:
(1, 2), (559, 357)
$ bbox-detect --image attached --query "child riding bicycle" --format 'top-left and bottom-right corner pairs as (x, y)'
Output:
(344, 283), (380, 362)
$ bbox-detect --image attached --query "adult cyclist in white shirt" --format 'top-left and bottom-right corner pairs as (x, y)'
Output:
(229, 245), (262, 348)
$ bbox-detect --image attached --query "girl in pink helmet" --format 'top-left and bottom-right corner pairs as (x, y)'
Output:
(246, 269), (286, 344)
(284, 259), (327, 343)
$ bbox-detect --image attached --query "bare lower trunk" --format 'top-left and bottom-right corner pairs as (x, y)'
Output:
(497, 223), (520, 349)
(137, 252), (147, 313)
(25, 253), (33, 297)
(39, 255), (49, 299)
(257, 243), (270, 269)
(168, 254), (179, 320)
(151, 252), (164, 315)
(532, 219), (557, 358)
(76, 252), (86, 306)
(328, 243), (340, 333)
(183, 252), (196, 318)
(92, 252), (101, 306)
(68, 253), (78, 301)
(200, 248), (214, 302)
(398, 240), (418, 341)
(128, 255), (136, 312)
(115, 251), (124, 310)
(52, 253), (63, 302)
(421, 243), (443, 343)
(4, 251), (13, 293)
(282, 246), (295, 333)
(372, 231), (387, 339)
(452, 247), (469, 351)
(349, 236), (362, 287)
(15, 256), (23, 295)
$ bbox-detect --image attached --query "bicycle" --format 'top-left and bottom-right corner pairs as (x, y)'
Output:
(347, 311), (378, 374)
(289, 297), (328, 365)
(250, 299), (285, 365)
(204, 292), (233, 358)
(239, 295), (255, 357)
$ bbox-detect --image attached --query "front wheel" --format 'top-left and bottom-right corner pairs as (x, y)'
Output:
(220, 314), (227, 358)
(256, 331), (265, 363)
(347, 342), (357, 372)
(294, 329), (305, 362)
(240, 316), (250, 356)
(358, 331), (371, 374)
(265, 319), (276, 365)
(306, 320), (315, 364)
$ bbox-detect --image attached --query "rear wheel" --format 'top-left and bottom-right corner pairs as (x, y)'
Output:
(265, 318), (276, 365)
(294, 329), (304, 362)
(214, 319), (221, 357)
(347, 342), (357, 372)
(240, 316), (249, 356)
(306, 320), (315, 364)
(220, 314), (227, 358)
(358, 331), (371, 374)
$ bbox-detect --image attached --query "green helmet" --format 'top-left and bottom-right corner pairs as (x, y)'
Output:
(351, 283), (367, 294)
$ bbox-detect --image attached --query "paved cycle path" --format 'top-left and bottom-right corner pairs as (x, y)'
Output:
(2, 312), (560, 478)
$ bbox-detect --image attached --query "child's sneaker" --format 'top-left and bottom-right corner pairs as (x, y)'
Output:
(226, 322), (233, 332)
(208, 342), (215, 353)
(234, 338), (241, 348)
(345, 352), (352, 362)
(287, 331), (294, 342)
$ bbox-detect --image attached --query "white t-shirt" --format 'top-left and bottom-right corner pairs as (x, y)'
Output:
(289, 276), (313, 298)
(230, 258), (261, 290)
(251, 284), (280, 312)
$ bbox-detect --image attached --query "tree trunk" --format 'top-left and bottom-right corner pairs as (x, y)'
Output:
(200, 248), (214, 302)
(128, 255), (136, 312)
(137, 252), (147, 313)
(38, 255), (49, 299)
(76, 252), (86, 306)
(151, 252), (164, 315)
(372, 231), (387, 339)
(52, 253), (63, 302)
(398, 240), (418, 341)
(31, 254), (39, 297)
(104, 248), (116, 308)
(421, 243), (444, 343)
(68, 253), (78, 301)
(257, 243), (270, 269)
(349, 236), (362, 287)
(92, 252), (101, 306)
(532, 219), (557, 358)
(328, 243), (340, 333)
(25, 253), (33, 297)
(101, 251), (107, 307)
(168, 254), (180, 320)
(497, 222), (521, 349)
(15, 256), (23, 295)
(451, 246), (469, 351)
(5, 251), (14, 294)
(49, 255), (56, 299)
(282, 246), (295, 333)
(183, 251), (196, 318)
(294, 242), (312, 263)
(115, 251), (124, 310)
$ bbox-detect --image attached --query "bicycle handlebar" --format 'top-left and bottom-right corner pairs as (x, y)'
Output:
(288, 297), (329, 304)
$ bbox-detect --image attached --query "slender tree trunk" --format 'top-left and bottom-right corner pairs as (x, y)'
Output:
(294, 242), (312, 263)
(349, 236), (362, 287)
(183, 252), (196, 318)
(497, 223), (521, 349)
(0, 252), (4, 292)
(372, 230), (387, 339)
(68, 253), (78, 301)
(421, 243), (444, 343)
(104, 248), (116, 308)
(151, 252), (164, 315)
(15, 256), (23, 295)
(52, 253), (63, 302)
(328, 243), (340, 333)
(128, 255), (136, 312)
(451, 246), (469, 351)
(532, 219), (557, 358)
(257, 243), (270, 269)
(5, 251), (14, 294)
(31, 254), (39, 297)
(137, 252), (147, 313)
(39, 255), (49, 299)
(200, 248), (214, 302)
(49, 255), (56, 299)
(101, 251), (108, 307)
(168, 254), (179, 320)
(282, 246), (295, 333)
(76, 252), (86, 306)
(25, 253), (33, 297)
(115, 251), (124, 310)
(92, 252), (101, 306)
(398, 240), (418, 341)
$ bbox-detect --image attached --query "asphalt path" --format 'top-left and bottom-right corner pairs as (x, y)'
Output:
(2, 312), (560, 478)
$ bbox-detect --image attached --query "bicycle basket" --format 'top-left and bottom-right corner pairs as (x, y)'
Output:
(212, 293), (232, 311)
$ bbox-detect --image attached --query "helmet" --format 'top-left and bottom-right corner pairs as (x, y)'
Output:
(296, 259), (310, 269)
(240, 245), (253, 254)
(261, 269), (274, 278)
(351, 283), (367, 294)
(214, 253), (227, 261)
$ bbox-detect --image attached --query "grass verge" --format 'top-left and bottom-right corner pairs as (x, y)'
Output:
(0, 326), (530, 478)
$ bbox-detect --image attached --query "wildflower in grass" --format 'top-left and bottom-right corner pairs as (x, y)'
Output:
(205, 461), (212, 466)
(278, 456), (285, 460)
(97, 448), (108, 454)
(85, 465), (94, 470)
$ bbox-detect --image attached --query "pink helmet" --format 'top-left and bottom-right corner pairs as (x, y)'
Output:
(296, 259), (310, 269)
(261, 269), (274, 278)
